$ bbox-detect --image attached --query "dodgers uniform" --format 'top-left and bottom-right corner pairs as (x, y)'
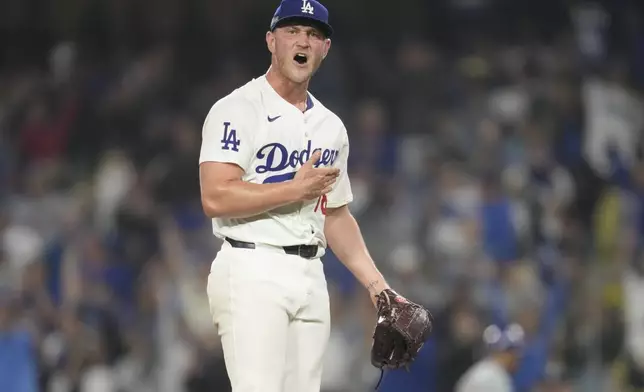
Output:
(199, 68), (353, 392)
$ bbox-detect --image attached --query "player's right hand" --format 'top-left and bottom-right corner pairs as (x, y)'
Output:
(293, 150), (340, 200)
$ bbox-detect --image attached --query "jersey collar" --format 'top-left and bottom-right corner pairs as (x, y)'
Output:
(261, 75), (315, 114)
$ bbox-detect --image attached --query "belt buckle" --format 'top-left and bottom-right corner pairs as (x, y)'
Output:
(299, 245), (317, 259)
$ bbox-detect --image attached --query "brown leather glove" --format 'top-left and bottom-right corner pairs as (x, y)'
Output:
(370, 289), (433, 370)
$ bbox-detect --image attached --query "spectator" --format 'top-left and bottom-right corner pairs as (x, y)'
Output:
(0, 291), (38, 392)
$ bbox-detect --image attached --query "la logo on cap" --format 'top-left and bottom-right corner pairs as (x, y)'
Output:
(301, 0), (314, 15)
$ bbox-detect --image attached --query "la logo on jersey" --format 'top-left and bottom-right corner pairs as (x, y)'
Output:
(221, 122), (240, 152)
(301, 0), (314, 15)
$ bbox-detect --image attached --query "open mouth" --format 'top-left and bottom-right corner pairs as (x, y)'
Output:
(293, 53), (308, 65)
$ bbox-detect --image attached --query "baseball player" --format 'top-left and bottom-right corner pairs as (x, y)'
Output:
(197, 1), (419, 391)
(455, 323), (525, 392)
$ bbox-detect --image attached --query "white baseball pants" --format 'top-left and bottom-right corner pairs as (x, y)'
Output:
(206, 241), (330, 392)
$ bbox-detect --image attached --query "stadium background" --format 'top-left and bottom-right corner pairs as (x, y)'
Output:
(1, 0), (644, 391)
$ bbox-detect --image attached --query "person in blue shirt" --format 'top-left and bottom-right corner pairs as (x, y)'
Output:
(0, 291), (39, 392)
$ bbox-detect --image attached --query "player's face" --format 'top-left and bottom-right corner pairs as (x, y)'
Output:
(267, 24), (331, 84)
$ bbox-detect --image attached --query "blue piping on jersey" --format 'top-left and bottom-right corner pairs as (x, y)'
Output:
(305, 94), (314, 111)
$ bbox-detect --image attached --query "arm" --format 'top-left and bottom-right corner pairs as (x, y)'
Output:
(322, 129), (388, 300)
(200, 162), (301, 218)
(200, 151), (337, 219)
(324, 205), (389, 299)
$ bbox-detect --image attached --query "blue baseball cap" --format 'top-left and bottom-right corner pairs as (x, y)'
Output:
(270, 0), (333, 38)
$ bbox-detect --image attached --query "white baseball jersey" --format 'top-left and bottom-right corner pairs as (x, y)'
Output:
(199, 74), (353, 248)
(456, 359), (514, 392)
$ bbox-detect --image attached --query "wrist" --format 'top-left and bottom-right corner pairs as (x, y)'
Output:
(285, 179), (305, 203)
(366, 279), (389, 297)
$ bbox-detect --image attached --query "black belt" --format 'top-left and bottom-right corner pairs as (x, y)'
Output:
(225, 237), (319, 259)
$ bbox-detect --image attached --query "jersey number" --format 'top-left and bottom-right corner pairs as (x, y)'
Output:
(221, 122), (241, 152)
(314, 194), (327, 215)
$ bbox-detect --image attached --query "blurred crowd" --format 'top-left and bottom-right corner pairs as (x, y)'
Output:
(2, 0), (644, 391)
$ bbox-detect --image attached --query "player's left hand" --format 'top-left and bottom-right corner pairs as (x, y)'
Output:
(292, 150), (340, 200)
(370, 289), (433, 370)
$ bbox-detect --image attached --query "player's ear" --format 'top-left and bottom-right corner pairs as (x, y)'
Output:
(322, 38), (331, 60)
(266, 31), (276, 54)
